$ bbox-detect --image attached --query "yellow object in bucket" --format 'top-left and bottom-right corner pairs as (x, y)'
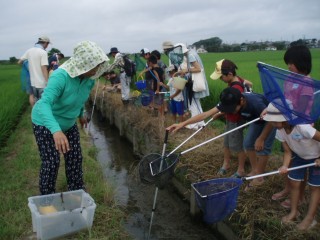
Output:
(39, 205), (57, 215)
(172, 77), (187, 90)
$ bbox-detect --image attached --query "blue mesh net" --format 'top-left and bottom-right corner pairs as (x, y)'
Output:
(20, 60), (32, 94)
(192, 178), (242, 224)
(168, 46), (184, 66)
(258, 62), (320, 124)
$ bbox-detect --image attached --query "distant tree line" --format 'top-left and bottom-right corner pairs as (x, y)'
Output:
(192, 37), (319, 52)
(3, 48), (63, 64)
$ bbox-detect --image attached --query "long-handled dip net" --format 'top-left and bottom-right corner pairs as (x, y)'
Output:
(257, 61), (320, 125)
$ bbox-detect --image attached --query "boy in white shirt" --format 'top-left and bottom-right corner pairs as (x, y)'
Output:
(161, 65), (184, 123)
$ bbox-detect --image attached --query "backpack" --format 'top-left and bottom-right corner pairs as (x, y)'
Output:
(230, 77), (252, 93)
(122, 55), (136, 77)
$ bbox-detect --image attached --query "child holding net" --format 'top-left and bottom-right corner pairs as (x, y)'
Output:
(160, 64), (184, 123)
(263, 102), (320, 230)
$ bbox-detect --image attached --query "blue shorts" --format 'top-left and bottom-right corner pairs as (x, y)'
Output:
(170, 100), (184, 116)
(243, 122), (276, 155)
(288, 153), (320, 186)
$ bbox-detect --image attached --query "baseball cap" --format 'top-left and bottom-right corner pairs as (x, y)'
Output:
(38, 36), (51, 43)
(140, 48), (150, 56)
(210, 59), (238, 80)
(217, 87), (242, 113)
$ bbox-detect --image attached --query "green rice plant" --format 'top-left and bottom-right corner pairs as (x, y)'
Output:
(161, 49), (320, 111)
(200, 49), (320, 111)
(0, 65), (28, 146)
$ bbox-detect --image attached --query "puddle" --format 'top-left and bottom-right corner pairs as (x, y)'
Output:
(88, 112), (218, 240)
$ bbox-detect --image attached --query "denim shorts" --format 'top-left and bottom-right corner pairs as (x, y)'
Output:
(224, 120), (245, 152)
(243, 122), (276, 155)
(288, 153), (320, 186)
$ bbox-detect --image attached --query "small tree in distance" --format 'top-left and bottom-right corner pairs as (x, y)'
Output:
(48, 48), (62, 57)
(9, 57), (17, 63)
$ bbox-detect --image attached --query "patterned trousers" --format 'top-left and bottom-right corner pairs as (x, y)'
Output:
(33, 124), (84, 195)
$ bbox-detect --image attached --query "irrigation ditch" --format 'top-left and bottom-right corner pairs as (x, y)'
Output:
(88, 86), (320, 240)
(88, 89), (237, 240)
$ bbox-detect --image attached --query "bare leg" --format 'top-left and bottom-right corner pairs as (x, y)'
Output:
(29, 94), (35, 107)
(222, 147), (231, 170)
(236, 150), (246, 176)
(250, 155), (268, 184)
(178, 114), (184, 124)
(272, 176), (290, 200)
(246, 150), (257, 176)
(282, 180), (301, 223)
(172, 114), (177, 123)
(297, 186), (320, 230)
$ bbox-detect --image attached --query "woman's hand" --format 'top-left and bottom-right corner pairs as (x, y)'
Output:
(166, 123), (184, 133)
(278, 165), (288, 174)
(53, 131), (70, 154)
(315, 159), (320, 167)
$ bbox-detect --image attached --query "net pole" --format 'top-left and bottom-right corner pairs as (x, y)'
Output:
(244, 163), (316, 180)
(147, 130), (169, 239)
(167, 117), (215, 157)
(86, 78), (100, 135)
(180, 117), (260, 156)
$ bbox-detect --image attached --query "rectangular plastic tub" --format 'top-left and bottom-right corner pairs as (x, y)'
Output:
(28, 189), (96, 240)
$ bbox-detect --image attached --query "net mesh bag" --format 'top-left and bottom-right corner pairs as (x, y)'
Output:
(138, 153), (179, 189)
(168, 46), (184, 66)
(140, 90), (153, 106)
(258, 62), (320, 124)
(192, 178), (242, 224)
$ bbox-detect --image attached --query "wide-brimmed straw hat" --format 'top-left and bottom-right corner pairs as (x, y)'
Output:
(263, 103), (287, 122)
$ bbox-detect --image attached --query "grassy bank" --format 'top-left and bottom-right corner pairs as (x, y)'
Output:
(0, 107), (131, 239)
(94, 88), (320, 240)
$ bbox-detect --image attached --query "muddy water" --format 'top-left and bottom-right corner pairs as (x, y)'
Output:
(89, 112), (218, 240)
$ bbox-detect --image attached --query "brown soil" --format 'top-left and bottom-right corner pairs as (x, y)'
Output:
(93, 85), (320, 240)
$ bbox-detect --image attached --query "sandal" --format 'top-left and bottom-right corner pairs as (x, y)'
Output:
(307, 219), (318, 230)
(217, 167), (227, 176)
(231, 172), (244, 178)
(281, 199), (305, 209)
(272, 190), (289, 201)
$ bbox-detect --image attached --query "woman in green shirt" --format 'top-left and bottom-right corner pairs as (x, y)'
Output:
(32, 41), (109, 195)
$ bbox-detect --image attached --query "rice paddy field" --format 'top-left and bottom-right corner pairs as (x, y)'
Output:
(0, 64), (28, 145)
(185, 49), (320, 111)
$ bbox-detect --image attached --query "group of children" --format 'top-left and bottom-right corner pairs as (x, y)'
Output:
(100, 43), (320, 230)
(167, 44), (320, 231)
(138, 48), (186, 120)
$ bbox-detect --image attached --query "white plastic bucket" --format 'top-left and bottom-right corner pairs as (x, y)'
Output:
(172, 77), (187, 90)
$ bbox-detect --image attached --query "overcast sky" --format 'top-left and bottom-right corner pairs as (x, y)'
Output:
(1, 0), (319, 59)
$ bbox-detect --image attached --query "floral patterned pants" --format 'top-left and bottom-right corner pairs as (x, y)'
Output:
(33, 124), (84, 195)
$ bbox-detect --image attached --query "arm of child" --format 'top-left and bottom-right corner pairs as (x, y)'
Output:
(279, 141), (292, 174)
(255, 122), (274, 151)
(167, 106), (220, 133)
(170, 89), (181, 99)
